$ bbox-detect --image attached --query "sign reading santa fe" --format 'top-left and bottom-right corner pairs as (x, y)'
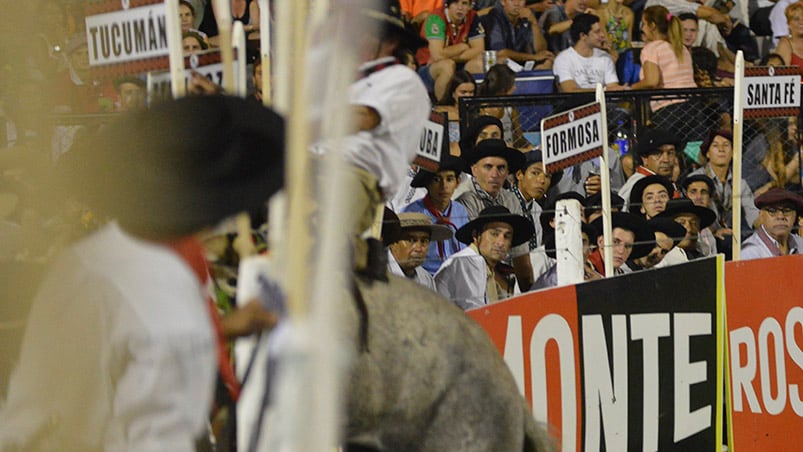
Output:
(84, 0), (170, 78)
(540, 102), (604, 174)
(742, 66), (801, 119)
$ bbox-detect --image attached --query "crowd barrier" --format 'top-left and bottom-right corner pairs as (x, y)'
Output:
(468, 254), (803, 452)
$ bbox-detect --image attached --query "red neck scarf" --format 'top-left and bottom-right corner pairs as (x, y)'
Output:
(164, 236), (241, 403)
(423, 194), (462, 259)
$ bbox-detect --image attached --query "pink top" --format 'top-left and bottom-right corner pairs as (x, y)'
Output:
(639, 40), (696, 111)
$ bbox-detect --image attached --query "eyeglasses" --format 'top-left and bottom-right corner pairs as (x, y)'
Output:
(763, 206), (796, 216)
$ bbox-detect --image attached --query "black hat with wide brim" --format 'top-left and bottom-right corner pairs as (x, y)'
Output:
(635, 127), (682, 158)
(657, 199), (717, 230)
(461, 138), (526, 174)
(455, 205), (534, 246)
(410, 154), (465, 188)
(544, 222), (598, 259)
(590, 212), (653, 259)
(61, 96), (285, 239)
(361, 0), (428, 49)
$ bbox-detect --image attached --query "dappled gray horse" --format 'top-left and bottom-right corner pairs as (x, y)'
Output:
(344, 274), (552, 452)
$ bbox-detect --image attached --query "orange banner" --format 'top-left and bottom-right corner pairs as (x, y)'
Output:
(726, 255), (803, 451)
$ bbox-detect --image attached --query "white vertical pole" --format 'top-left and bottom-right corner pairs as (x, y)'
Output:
(596, 83), (614, 276)
(273, 0), (292, 114)
(258, 0), (271, 106)
(213, 0), (236, 94)
(732, 51), (745, 261)
(164, 0), (186, 98)
(232, 21), (248, 97)
(556, 199), (585, 286)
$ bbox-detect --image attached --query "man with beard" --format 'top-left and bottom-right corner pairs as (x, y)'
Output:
(742, 189), (803, 259)
(435, 206), (533, 309)
(553, 13), (625, 92)
(388, 213), (453, 289)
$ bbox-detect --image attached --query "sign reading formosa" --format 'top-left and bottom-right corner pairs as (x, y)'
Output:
(540, 102), (604, 174)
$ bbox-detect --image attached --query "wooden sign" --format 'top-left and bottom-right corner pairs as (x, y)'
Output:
(540, 102), (604, 173)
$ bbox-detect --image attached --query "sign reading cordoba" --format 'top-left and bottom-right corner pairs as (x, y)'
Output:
(84, 0), (170, 78)
(540, 102), (604, 173)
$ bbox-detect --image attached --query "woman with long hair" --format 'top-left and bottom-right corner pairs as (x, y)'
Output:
(434, 70), (476, 155)
(631, 6), (700, 139)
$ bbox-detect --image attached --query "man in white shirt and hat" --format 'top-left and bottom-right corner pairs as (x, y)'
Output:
(435, 205), (534, 310)
(388, 212), (454, 290)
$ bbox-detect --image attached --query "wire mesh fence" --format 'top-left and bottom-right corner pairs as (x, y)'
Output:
(459, 86), (802, 195)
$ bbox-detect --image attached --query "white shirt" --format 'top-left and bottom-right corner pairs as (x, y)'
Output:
(771, 0), (796, 42)
(345, 58), (430, 196)
(388, 250), (437, 291)
(553, 47), (619, 89)
(0, 223), (216, 451)
(434, 246), (488, 310)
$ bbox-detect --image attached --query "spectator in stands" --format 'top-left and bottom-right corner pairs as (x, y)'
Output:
(510, 150), (563, 249)
(629, 174), (672, 219)
(679, 12), (698, 48)
(657, 198), (717, 260)
(741, 189), (803, 259)
(618, 127), (680, 209)
(775, 2), (803, 69)
(588, 211), (652, 275)
(403, 154), (470, 273)
(388, 212), (453, 289)
(434, 70), (477, 155)
(680, 174), (718, 256)
(417, 0), (485, 101)
(401, 0), (444, 30)
(456, 138), (534, 289)
(631, 6), (699, 139)
(53, 35), (118, 114)
(477, 64), (530, 149)
(553, 13), (626, 92)
(113, 77), (146, 112)
(179, 1), (209, 47)
(770, 0), (798, 46)
(596, 0), (633, 56)
(183, 31), (209, 54)
(623, 217), (686, 271)
(249, 59), (264, 104)
(688, 129), (760, 242)
(483, 0), (554, 66)
(539, 0), (590, 53)
(435, 205), (534, 309)
(644, 0), (733, 47)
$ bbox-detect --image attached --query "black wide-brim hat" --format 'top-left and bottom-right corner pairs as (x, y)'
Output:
(459, 115), (504, 155)
(635, 127), (682, 158)
(591, 212), (653, 259)
(629, 175), (674, 213)
(61, 96), (285, 239)
(361, 0), (428, 49)
(410, 154), (465, 188)
(647, 217), (688, 247)
(455, 205), (534, 246)
(461, 138), (526, 174)
(657, 199), (717, 230)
